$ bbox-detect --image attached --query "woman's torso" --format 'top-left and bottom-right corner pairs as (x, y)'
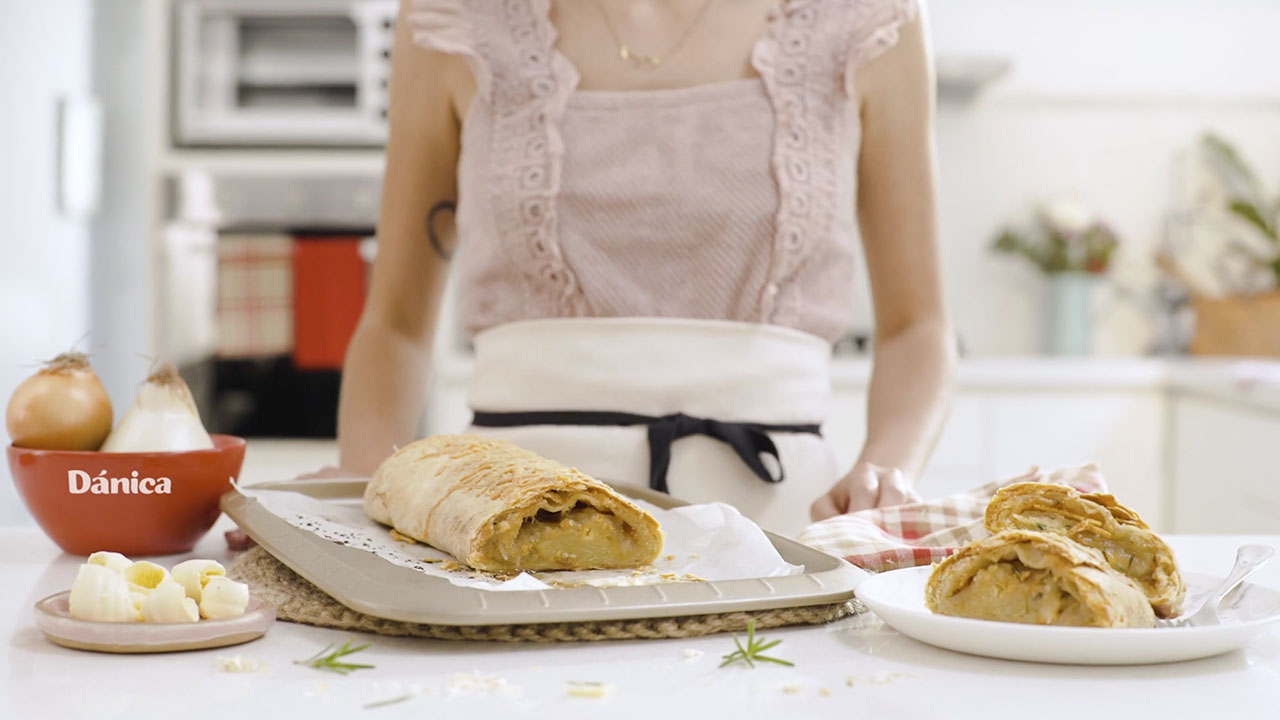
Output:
(410, 0), (915, 342)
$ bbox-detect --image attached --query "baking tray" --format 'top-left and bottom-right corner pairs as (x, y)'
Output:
(220, 479), (861, 626)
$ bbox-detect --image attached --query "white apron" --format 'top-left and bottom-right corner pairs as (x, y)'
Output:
(462, 318), (838, 536)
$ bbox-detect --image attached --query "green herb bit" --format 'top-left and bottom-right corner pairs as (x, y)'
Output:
(719, 620), (794, 669)
(363, 693), (413, 710)
(293, 638), (376, 675)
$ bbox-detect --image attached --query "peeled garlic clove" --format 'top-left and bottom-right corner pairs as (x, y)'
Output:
(86, 551), (132, 574)
(140, 581), (200, 623)
(171, 559), (226, 603)
(199, 576), (249, 619)
(69, 564), (138, 622)
(122, 560), (169, 595)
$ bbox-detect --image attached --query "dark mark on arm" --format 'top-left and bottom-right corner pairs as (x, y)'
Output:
(425, 199), (457, 261)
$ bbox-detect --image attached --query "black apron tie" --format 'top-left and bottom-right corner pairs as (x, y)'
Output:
(470, 410), (822, 494)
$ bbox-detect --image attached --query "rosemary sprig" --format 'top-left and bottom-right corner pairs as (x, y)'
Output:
(719, 620), (794, 669)
(293, 638), (375, 675)
(363, 693), (413, 710)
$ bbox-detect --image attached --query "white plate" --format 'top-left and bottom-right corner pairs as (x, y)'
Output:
(856, 567), (1280, 665)
(34, 591), (275, 654)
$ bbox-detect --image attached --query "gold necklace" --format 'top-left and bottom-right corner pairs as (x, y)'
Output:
(593, 0), (718, 68)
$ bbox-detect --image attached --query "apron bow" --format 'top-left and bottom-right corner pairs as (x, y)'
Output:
(471, 410), (821, 494)
(645, 412), (786, 493)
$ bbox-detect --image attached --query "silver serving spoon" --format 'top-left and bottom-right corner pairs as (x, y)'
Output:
(1160, 544), (1274, 628)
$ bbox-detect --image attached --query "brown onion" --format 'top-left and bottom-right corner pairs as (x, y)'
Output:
(6, 352), (113, 450)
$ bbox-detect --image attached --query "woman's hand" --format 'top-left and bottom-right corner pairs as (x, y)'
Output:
(809, 462), (921, 522)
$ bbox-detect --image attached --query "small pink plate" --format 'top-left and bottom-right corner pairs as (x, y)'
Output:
(33, 591), (275, 654)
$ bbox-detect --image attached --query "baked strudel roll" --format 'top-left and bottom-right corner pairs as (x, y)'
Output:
(925, 530), (1156, 628)
(363, 435), (663, 572)
(984, 482), (1184, 617)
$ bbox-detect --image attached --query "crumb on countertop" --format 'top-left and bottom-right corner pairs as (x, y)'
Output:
(215, 655), (266, 673)
(447, 673), (511, 695)
(683, 649), (704, 662)
(781, 684), (804, 695)
(846, 671), (914, 687)
(567, 681), (614, 699)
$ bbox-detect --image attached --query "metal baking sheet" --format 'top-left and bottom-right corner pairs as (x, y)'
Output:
(220, 479), (860, 626)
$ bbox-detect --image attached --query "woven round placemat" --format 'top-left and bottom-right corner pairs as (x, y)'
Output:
(229, 546), (860, 642)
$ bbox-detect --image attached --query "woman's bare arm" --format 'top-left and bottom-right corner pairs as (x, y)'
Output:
(856, 9), (955, 476)
(811, 8), (957, 519)
(336, 2), (464, 474)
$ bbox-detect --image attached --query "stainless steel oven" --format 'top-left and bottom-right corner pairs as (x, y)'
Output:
(174, 0), (397, 146)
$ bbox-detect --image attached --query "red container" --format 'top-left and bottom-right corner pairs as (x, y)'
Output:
(293, 237), (365, 370)
(7, 435), (246, 556)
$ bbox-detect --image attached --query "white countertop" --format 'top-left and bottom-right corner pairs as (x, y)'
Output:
(4, 526), (1279, 720)
(829, 355), (1171, 391)
(1163, 359), (1280, 413)
(830, 357), (1280, 409)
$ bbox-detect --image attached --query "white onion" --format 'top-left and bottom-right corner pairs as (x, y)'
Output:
(100, 362), (213, 453)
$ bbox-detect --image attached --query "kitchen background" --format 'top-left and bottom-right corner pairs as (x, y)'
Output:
(3, 0), (1280, 532)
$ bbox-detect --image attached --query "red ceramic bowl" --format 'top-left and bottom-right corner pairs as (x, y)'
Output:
(7, 435), (246, 556)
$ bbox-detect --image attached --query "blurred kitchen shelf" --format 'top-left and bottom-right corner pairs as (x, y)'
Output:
(161, 148), (384, 176)
(936, 54), (1011, 102)
(238, 62), (359, 87)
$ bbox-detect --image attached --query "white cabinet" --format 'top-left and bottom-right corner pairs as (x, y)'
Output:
(920, 396), (989, 497)
(989, 392), (1166, 527)
(826, 386), (1167, 527)
(1170, 393), (1280, 534)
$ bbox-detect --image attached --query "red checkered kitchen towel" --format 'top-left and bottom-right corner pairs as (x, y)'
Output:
(795, 465), (1108, 572)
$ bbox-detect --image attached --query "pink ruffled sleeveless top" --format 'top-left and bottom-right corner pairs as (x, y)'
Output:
(408, 0), (915, 342)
